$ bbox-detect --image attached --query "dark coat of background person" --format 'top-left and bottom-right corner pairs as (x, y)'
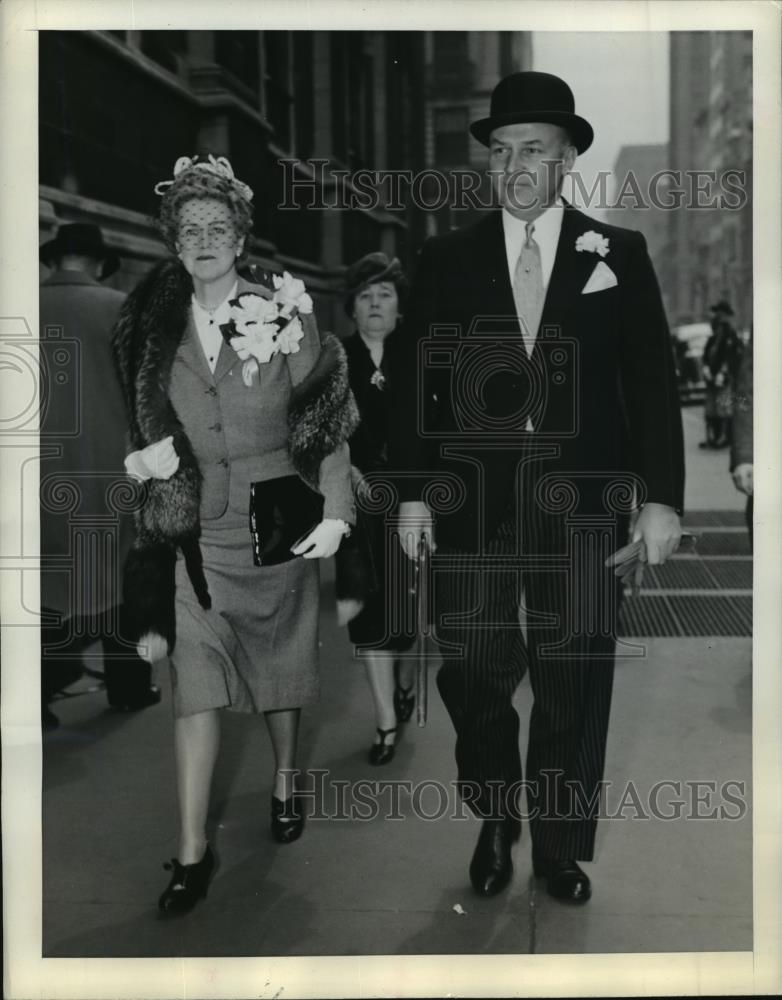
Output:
(730, 333), (753, 547)
(39, 269), (153, 706)
(335, 327), (416, 650)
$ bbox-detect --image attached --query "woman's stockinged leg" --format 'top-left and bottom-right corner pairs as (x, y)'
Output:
(265, 707), (301, 801)
(174, 709), (221, 864)
(363, 649), (397, 738)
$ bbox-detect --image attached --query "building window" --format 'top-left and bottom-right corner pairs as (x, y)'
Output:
(139, 31), (187, 76)
(330, 33), (373, 168)
(433, 106), (469, 165)
(433, 32), (468, 81)
(264, 31), (292, 150)
(499, 33), (514, 76)
(215, 32), (259, 93)
(292, 33), (314, 159)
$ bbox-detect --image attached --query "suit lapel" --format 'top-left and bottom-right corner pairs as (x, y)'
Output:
(539, 204), (602, 331)
(469, 212), (520, 335)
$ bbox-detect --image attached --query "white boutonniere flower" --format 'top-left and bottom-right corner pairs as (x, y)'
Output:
(575, 231), (610, 257)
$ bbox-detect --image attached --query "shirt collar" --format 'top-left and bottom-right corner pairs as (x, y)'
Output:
(502, 197), (564, 241)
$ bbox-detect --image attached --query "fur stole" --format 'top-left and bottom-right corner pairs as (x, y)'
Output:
(112, 258), (358, 661)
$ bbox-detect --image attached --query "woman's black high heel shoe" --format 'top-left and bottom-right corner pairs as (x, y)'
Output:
(393, 663), (415, 723)
(271, 792), (305, 844)
(158, 843), (215, 917)
(368, 726), (397, 766)
(393, 683), (415, 723)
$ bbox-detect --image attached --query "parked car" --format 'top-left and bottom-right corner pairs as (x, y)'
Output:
(671, 322), (711, 404)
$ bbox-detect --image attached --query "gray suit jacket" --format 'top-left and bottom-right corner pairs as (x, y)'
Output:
(167, 275), (354, 523)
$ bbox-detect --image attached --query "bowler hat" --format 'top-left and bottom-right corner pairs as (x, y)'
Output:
(39, 223), (120, 279)
(344, 252), (407, 316)
(709, 299), (734, 317)
(470, 71), (594, 153)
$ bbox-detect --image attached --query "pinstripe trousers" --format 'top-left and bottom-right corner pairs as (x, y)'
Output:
(433, 474), (625, 861)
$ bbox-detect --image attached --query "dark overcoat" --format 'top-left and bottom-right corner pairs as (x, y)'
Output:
(39, 270), (131, 617)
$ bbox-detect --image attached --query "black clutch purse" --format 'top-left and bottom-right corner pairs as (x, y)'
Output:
(249, 475), (324, 566)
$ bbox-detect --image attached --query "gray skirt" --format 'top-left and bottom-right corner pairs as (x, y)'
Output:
(169, 506), (320, 718)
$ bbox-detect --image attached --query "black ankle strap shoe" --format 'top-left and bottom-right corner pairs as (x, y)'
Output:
(158, 843), (215, 916)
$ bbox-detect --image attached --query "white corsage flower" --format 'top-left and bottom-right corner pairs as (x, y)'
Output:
(222, 278), (312, 386)
(225, 293), (281, 384)
(229, 292), (279, 332)
(575, 231), (610, 257)
(273, 271), (314, 316)
(230, 325), (279, 365)
(276, 316), (305, 355)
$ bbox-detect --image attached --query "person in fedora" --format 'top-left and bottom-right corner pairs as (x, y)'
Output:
(39, 223), (160, 726)
(389, 71), (684, 903)
(700, 299), (742, 449)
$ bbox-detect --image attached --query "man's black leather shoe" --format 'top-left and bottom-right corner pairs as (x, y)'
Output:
(469, 820), (519, 897)
(532, 853), (592, 903)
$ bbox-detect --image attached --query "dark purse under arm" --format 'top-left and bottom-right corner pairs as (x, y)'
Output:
(249, 475), (324, 566)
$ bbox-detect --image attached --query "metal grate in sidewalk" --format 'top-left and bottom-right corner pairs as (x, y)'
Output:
(617, 511), (752, 637)
(682, 509), (747, 528)
(691, 532), (752, 556)
(618, 594), (752, 638)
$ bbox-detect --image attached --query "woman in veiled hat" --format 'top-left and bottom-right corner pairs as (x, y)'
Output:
(335, 252), (418, 765)
(112, 155), (357, 915)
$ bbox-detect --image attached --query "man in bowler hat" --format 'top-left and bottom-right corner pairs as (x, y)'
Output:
(389, 72), (684, 902)
(39, 223), (160, 726)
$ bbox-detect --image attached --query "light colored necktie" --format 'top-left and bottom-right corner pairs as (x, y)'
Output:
(512, 221), (544, 358)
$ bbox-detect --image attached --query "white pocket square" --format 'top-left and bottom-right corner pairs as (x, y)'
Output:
(581, 260), (618, 294)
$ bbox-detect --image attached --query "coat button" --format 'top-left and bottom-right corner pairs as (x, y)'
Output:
(218, 458), (229, 468)
(206, 386), (217, 396)
(209, 422), (222, 432)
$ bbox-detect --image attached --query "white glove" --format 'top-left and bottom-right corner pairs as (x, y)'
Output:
(124, 435), (180, 481)
(291, 519), (350, 559)
(397, 501), (435, 561)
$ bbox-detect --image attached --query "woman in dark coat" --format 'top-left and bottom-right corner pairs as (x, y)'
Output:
(336, 253), (417, 765)
(113, 155), (356, 915)
(701, 300), (742, 448)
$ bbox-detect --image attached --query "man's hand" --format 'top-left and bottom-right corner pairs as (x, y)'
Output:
(632, 502), (682, 565)
(397, 501), (435, 561)
(732, 463), (753, 496)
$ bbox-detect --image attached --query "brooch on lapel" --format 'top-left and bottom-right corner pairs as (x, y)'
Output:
(370, 369), (386, 390)
(575, 231), (610, 257)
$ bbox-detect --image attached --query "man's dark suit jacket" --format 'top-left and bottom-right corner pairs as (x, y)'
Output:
(388, 204), (685, 553)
